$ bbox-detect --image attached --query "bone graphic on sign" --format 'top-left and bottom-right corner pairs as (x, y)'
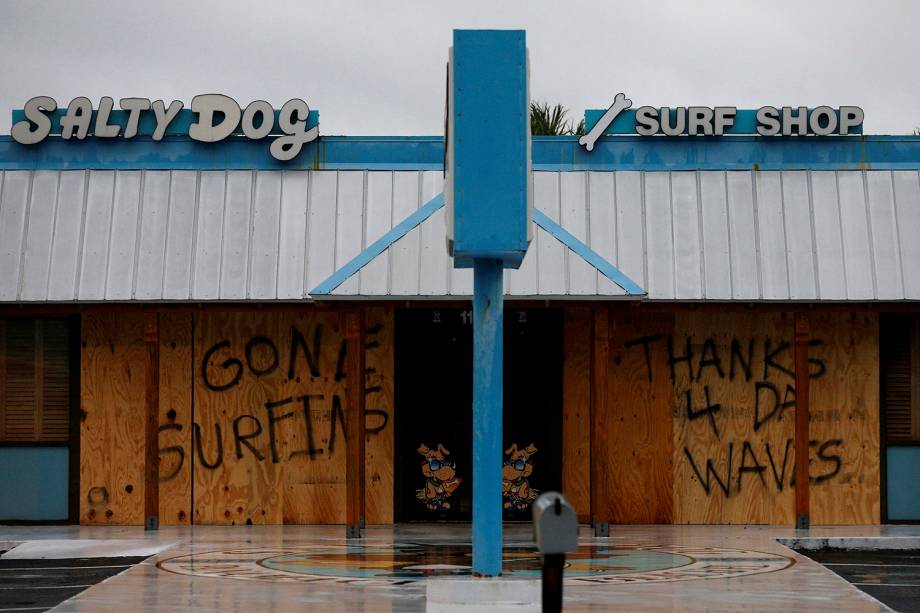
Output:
(578, 93), (633, 152)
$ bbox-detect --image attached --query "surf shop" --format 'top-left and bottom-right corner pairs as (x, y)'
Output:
(1, 31), (919, 536)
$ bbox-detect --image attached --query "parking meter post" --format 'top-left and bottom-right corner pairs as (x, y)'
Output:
(542, 553), (565, 613)
(532, 492), (578, 613)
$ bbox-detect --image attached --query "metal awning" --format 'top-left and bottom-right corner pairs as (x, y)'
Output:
(1, 168), (918, 302)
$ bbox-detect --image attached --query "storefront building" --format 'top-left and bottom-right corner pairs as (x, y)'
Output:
(1, 96), (920, 529)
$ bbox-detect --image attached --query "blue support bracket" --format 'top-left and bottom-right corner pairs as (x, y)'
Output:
(309, 193), (445, 296)
(533, 208), (646, 296)
(309, 191), (645, 300)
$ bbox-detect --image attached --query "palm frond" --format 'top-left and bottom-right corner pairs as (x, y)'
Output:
(530, 101), (583, 136)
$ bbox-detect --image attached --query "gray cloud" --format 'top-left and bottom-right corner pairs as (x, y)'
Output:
(2, 0), (918, 135)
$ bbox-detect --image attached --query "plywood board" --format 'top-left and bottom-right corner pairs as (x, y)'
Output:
(158, 311), (192, 525)
(673, 312), (795, 524)
(76, 305), (878, 527)
(285, 483), (346, 524)
(81, 307), (396, 526)
(669, 311), (881, 525)
(189, 309), (396, 525)
(604, 310), (674, 524)
(809, 312), (880, 525)
(193, 311), (346, 524)
(562, 307), (591, 522)
(80, 313), (146, 525)
(364, 307), (395, 524)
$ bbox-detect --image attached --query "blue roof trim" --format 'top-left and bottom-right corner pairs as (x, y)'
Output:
(2, 135), (920, 171)
(0, 135), (445, 171)
(309, 192), (446, 296)
(533, 208), (646, 296)
(534, 135), (918, 171)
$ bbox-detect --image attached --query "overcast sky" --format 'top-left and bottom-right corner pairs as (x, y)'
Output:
(1, 0), (918, 135)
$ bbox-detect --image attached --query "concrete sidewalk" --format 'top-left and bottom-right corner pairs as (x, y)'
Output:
(2, 524), (918, 612)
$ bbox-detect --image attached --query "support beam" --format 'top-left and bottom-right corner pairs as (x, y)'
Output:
(472, 259), (504, 576)
(344, 308), (366, 538)
(590, 306), (610, 536)
(794, 312), (810, 529)
(143, 311), (159, 531)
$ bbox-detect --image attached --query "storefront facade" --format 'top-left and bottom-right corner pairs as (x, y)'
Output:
(1, 127), (919, 527)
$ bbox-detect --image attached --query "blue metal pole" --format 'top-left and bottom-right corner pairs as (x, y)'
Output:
(472, 258), (504, 577)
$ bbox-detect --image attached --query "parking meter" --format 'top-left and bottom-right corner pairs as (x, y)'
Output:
(532, 492), (578, 613)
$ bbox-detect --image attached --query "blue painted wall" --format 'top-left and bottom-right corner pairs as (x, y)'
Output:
(887, 446), (920, 521)
(0, 447), (69, 521)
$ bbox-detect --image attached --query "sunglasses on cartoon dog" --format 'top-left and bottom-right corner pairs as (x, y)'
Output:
(426, 458), (455, 471)
(504, 458), (528, 471)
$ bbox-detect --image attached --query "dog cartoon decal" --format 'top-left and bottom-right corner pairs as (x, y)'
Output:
(416, 443), (462, 511)
(502, 443), (539, 510)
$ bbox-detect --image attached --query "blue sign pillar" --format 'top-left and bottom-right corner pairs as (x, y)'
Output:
(472, 259), (505, 575)
(446, 29), (532, 577)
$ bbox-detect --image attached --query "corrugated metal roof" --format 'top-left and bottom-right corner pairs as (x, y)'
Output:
(1, 169), (919, 302)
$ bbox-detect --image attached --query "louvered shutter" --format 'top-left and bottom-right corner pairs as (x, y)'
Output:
(0, 319), (71, 442)
(883, 318), (920, 444)
(40, 320), (71, 441)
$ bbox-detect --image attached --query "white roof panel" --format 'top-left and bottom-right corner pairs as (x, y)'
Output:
(2, 169), (919, 302)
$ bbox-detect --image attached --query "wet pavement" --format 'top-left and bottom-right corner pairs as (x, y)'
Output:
(797, 550), (920, 613)
(0, 556), (147, 612)
(1, 524), (917, 611)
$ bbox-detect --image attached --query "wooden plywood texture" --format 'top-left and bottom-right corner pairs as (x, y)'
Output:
(193, 311), (345, 524)
(673, 312), (796, 524)
(605, 310), (675, 524)
(809, 312), (880, 525)
(76, 306), (879, 526)
(285, 483), (345, 524)
(80, 313), (146, 525)
(364, 307), (395, 524)
(562, 307), (591, 522)
(190, 309), (396, 525)
(590, 306), (609, 526)
(158, 312), (193, 525)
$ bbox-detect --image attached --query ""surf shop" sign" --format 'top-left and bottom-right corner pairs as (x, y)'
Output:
(580, 93), (864, 151)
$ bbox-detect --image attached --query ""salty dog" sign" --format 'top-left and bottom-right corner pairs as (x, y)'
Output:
(579, 93), (864, 151)
(10, 95), (318, 161)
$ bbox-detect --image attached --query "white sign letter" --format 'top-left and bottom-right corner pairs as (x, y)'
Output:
(241, 100), (274, 139)
(687, 107), (714, 136)
(756, 107), (780, 136)
(270, 99), (318, 161)
(809, 106), (837, 136)
(94, 97), (120, 138)
(713, 107), (736, 135)
(120, 98), (151, 138)
(150, 100), (184, 141)
(839, 106), (864, 135)
(60, 97), (93, 140)
(782, 106), (808, 136)
(11, 96), (57, 144)
(634, 106), (659, 136)
(659, 107), (686, 136)
(189, 94), (241, 143)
